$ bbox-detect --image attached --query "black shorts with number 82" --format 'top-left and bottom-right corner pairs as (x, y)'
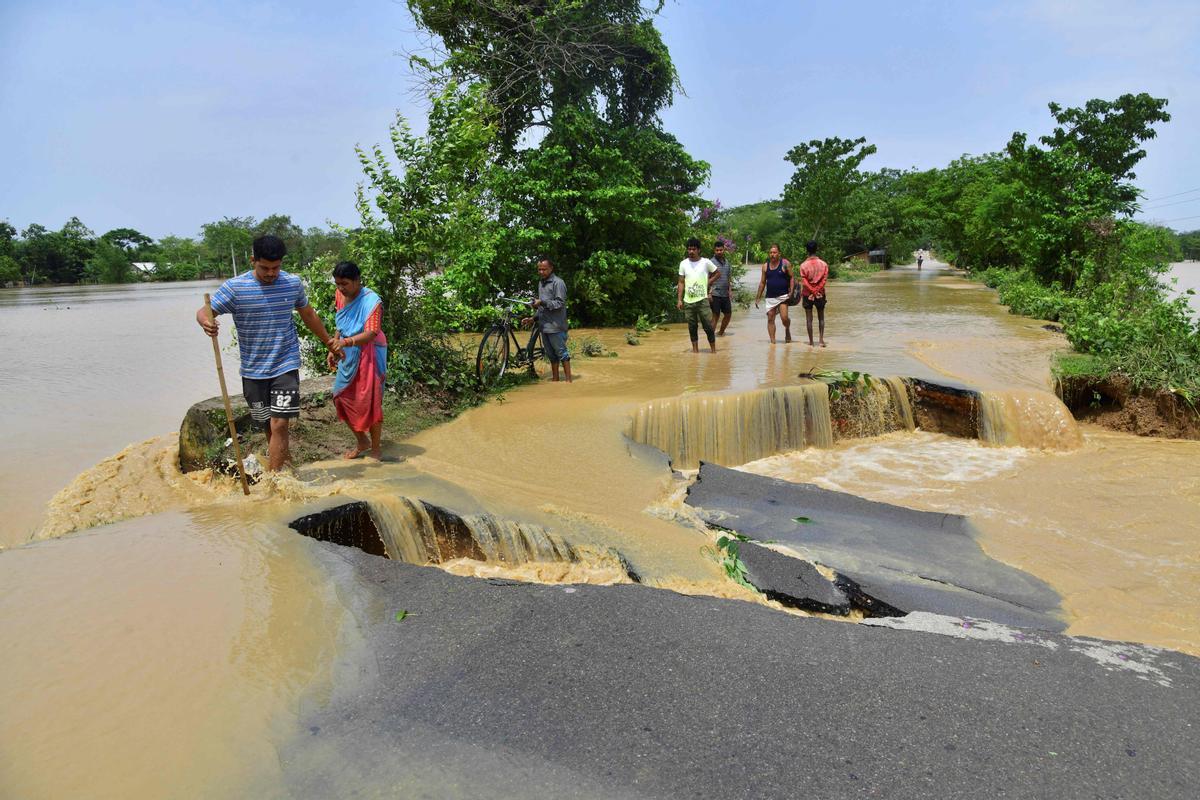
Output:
(242, 369), (300, 427)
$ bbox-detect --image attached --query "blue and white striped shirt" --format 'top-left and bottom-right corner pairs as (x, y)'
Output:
(210, 270), (308, 379)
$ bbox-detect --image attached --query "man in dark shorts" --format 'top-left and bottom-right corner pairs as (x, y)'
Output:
(708, 240), (734, 336)
(798, 239), (829, 348)
(195, 235), (341, 471)
(522, 257), (572, 382)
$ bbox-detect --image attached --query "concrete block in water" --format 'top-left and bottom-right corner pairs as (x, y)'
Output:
(178, 375), (335, 472)
(687, 462), (1065, 631)
(736, 541), (851, 615)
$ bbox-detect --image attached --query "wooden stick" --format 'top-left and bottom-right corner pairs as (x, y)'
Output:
(205, 293), (251, 495)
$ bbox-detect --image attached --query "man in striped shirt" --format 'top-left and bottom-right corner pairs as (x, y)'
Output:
(196, 235), (341, 471)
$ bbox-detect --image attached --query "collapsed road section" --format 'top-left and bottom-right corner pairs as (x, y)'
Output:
(686, 462), (1064, 631)
(279, 541), (1199, 799)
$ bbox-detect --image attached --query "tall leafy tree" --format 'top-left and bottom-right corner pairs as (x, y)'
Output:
(782, 136), (877, 247)
(1006, 93), (1170, 288)
(253, 214), (306, 262)
(56, 217), (97, 283)
(100, 227), (153, 255)
(85, 240), (135, 283)
(408, 0), (676, 148)
(201, 216), (255, 276)
(0, 221), (16, 258)
(376, 0), (707, 327)
(154, 236), (204, 281)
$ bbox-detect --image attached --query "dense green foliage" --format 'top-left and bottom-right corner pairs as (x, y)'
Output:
(1179, 230), (1200, 261)
(715, 91), (1195, 397)
(292, 0), (710, 400)
(342, 0), (707, 336)
(0, 214), (345, 285)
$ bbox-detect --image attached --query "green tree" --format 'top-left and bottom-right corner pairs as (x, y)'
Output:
(782, 136), (877, 251)
(253, 215), (306, 262)
(201, 216), (255, 276)
(1004, 93), (1170, 288)
(299, 226), (347, 265)
(0, 254), (20, 284)
(100, 227), (154, 255)
(408, 0), (677, 148)
(84, 240), (135, 283)
(1041, 94), (1170, 211)
(0, 221), (16, 258)
(356, 0), (707, 330)
(55, 217), (96, 283)
(494, 105), (707, 323)
(154, 235), (203, 281)
(1177, 230), (1200, 261)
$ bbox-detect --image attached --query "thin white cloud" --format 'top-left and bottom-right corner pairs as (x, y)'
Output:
(1013, 0), (1200, 57)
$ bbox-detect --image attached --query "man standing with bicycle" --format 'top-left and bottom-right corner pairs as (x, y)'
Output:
(523, 257), (572, 383)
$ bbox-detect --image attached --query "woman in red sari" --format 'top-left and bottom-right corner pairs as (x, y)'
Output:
(328, 261), (388, 459)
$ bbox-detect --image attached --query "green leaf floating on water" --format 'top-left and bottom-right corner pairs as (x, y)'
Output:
(793, 516), (813, 524)
(394, 610), (409, 622)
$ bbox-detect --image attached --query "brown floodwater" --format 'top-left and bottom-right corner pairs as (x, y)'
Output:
(2, 261), (1197, 796)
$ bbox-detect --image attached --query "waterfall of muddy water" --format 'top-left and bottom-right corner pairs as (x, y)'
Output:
(741, 428), (1200, 655)
(976, 389), (1083, 450)
(363, 495), (633, 585)
(884, 376), (916, 431)
(628, 384), (833, 469)
(7, 260), (1200, 795)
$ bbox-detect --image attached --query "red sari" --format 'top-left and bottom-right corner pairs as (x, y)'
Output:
(333, 289), (386, 432)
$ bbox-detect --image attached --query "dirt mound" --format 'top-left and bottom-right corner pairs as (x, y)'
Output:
(1058, 374), (1200, 439)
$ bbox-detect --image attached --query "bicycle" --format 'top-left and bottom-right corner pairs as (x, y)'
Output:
(475, 293), (545, 387)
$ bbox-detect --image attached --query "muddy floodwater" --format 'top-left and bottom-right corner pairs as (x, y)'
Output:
(2, 262), (1198, 796)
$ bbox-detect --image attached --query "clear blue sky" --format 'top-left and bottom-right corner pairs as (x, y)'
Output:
(2, 0), (1198, 239)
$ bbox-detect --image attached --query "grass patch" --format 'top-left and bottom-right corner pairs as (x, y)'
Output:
(1052, 352), (1107, 381)
(830, 258), (884, 283)
(569, 334), (612, 358)
(976, 266), (1200, 401)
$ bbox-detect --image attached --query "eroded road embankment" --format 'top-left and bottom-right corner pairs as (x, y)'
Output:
(281, 539), (1200, 799)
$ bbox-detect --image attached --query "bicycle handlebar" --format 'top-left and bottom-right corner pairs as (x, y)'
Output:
(496, 293), (534, 308)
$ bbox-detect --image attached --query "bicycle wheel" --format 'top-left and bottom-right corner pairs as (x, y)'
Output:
(476, 325), (510, 387)
(524, 328), (542, 377)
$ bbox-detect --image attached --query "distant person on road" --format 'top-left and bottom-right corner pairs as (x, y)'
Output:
(798, 239), (829, 348)
(754, 244), (793, 344)
(328, 261), (388, 460)
(677, 237), (719, 353)
(521, 258), (572, 382)
(196, 235), (341, 472)
(708, 239), (734, 336)
(917, 249), (925, 270)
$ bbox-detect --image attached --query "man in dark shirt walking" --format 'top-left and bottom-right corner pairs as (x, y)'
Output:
(523, 257), (572, 383)
(708, 240), (734, 336)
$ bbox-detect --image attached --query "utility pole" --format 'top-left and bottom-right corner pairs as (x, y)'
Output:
(229, 242), (236, 277)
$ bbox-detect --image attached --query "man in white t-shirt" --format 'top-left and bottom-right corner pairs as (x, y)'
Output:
(676, 237), (720, 353)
